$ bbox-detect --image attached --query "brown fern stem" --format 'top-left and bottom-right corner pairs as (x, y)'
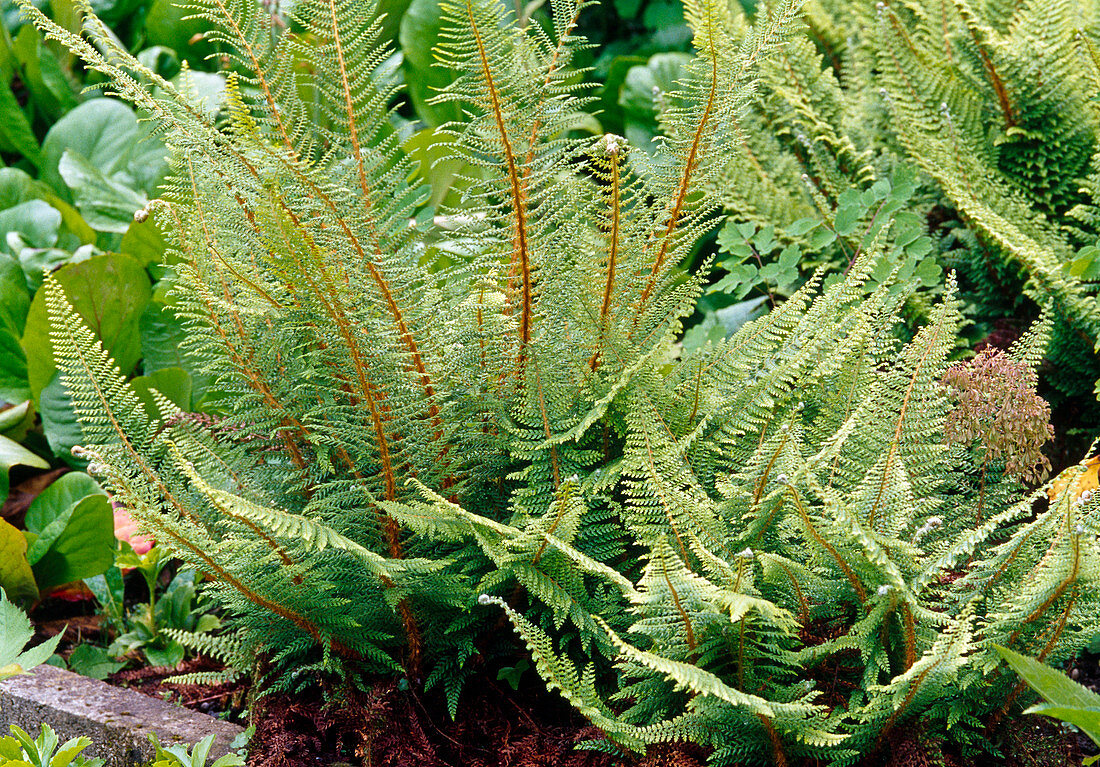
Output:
(640, 423), (691, 565)
(962, 18), (1016, 128)
(752, 431), (790, 515)
(774, 558), (809, 627)
(319, 0), (443, 440)
(161, 525), (359, 660)
(757, 714), (788, 767)
(206, 0), (297, 153)
(166, 205), (311, 474)
(662, 556), (697, 653)
(867, 316), (945, 526)
(467, 0), (533, 363)
(532, 490), (571, 566)
(634, 49), (718, 318)
(1004, 534), (1080, 649)
(272, 196), (400, 501)
(901, 602), (917, 670)
(788, 488), (867, 603)
(988, 588), (1077, 733)
(590, 151), (622, 371)
(873, 653), (942, 754)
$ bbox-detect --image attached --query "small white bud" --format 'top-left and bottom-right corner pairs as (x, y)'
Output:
(926, 516), (943, 528)
(600, 133), (626, 157)
(134, 207), (150, 223)
(477, 593), (493, 606)
(1076, 523), (1086, 535)
(877, 584), (893, 597)
(569, 473), (579, 483)
(738, 547), (755, 561)
(775, 473), (788, 484)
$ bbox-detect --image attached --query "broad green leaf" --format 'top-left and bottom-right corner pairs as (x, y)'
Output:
(0, 200), (61, 252)
(132, 367), (191, 412)
(0, 168), (95, 249)
(642, 0), (682, 29)
(139, 290), (214, 404)
(87, 0), (146, 24)
(30, 494), (114, 590)
(17, 243), (98, 292)
(165, 69), (226, 119)
(24, 471), (105, 534)
(22, 253), (152, 400)
(0, 401), (30, 434)
(143, 0), (215, 64)
(403, 128), (484, 210)
(620, 53), (691, 152)
(0, 585), (33, 669)
(11, 26), (78, 125)
(35, 374), (83, 461)
(0, 79), (39, 167)
(808, 227), (837, 249)
(400, 0), (462, 127)
(0, 520), (38, 606)
(84, 567), (125, 624)
(50, 736), (98, 767)
(1025, 704), (1100, 745)
(119, 215), (169, 269)
(0, 254), (29, 333)
(786, 218), (819, 237)
(0, 329), (30, 404)
(136, 46), (181, 79)
(41, 99), (162, 200)
(0, 432), (48, 500)
(375, 0), (414, 43)
(994, 644), (1100, 747)
(65, 643), (123, 680)
(58, 150), (147, 234)
(143, 640), (184, 669)
(833, 202), (862, 237)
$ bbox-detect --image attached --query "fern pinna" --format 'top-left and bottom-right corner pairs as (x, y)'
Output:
(26, 0), (1100, 762)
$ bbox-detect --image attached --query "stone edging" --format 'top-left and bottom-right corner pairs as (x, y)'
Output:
(0, 664), (245, 766)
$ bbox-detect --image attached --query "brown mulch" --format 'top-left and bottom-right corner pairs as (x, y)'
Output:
(248, 674), (638, 767)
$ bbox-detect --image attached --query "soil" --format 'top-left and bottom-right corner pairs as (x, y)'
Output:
(248, 674), (625, 767)
(106, 657), (248, 724)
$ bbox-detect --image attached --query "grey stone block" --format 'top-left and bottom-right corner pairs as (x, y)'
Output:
(0, 664), (245, 766)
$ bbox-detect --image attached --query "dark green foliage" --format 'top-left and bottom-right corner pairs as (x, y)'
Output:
(25, 0), (1100, 764)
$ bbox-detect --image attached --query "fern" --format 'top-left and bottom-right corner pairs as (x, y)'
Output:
(24, 0), (1100, 763)
(701, 0), (1100, 418)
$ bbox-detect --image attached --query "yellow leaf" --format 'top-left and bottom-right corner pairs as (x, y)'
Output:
(0, 520), (37, 607)
(1049, 455), (1100, 503)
